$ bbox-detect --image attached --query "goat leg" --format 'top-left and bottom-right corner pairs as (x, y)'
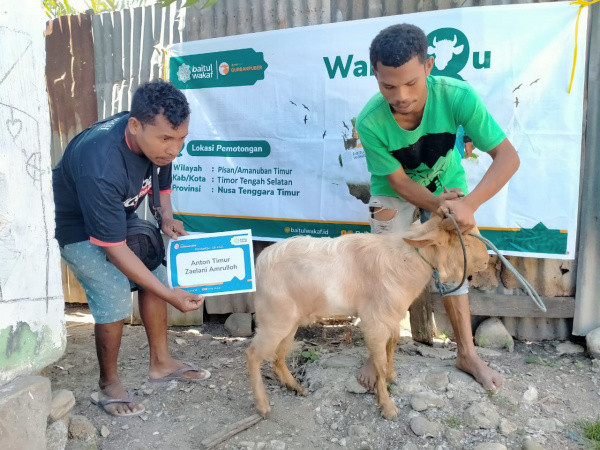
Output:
(273, 329), (306, 395)
(367, 338), (398, 420)
(273, 358), (307, 396)
(246, 345), (271, 418)
(385, 336), (399, 382)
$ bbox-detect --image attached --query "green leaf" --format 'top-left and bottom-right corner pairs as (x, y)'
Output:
(201, 0), (221, 9)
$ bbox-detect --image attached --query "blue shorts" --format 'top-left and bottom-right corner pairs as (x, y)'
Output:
(60, 240), (168, 324)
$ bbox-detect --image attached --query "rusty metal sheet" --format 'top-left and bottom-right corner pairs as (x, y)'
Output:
(45, 13), (98, 167)
(45, 13), (98, 304)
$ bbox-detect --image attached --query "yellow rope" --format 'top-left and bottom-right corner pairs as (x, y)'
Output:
(153, 45), (171, 81)
(162, 48), (169, 81)
(568, 0), (599, 93)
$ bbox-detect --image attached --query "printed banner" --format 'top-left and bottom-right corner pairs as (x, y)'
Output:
(167, 230), (255, 296)
(168, 2), (587, 259)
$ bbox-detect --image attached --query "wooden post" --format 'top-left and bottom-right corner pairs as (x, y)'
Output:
(408, 289), (435, 344)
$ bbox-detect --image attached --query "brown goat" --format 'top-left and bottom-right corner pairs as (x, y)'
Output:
(246, 215), (488, 419)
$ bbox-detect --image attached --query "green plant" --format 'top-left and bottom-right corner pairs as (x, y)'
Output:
(524, 355), (560, 368)
(475, 337), (490, 347)
(577, 416), (600, 449)
(524, 355), (542, 364)
(489, 393), (518, 412)
(445, 415), (461, 428)
(158, 0), (222, 8)
(43, 0), (78, 18)
(44, 0), (142, 18)
(44, 0), (222, 19)
(300, 348), (320, 363)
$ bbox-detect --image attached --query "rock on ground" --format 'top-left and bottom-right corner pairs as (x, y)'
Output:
(50, 389), (76, 422)
(474, 444), (507, 450)
(410, 416), (442, 437)
(474, 317), (514, 352)
(416, 346), (456, 360)
(69, 415), (97, 444)
(499, 418), (517, 436)
(526, 418), (556, 432)
(46, 420), (68, 450)
(0, 375), (51, 450)
(522, 386), (538, 404)
(445, 428), (465, 448)
(555, 341), (585, 356)
(345, 376), (368, 394)
(410, 391), (444, 411)
(463, 403), (501, 430)
(424, 371), (449, 391)
(224, 312), (253, 337)
(522, 438), (545, 450)
(269, 440), (286, 450)
(347, 424), (370, 439)
(586, 327), (600, 359)
(322, 355), (360, 369)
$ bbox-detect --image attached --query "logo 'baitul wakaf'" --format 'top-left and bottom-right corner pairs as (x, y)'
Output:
(170, 48), (268, 89)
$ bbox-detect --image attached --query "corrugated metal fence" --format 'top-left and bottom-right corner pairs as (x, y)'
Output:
(46, 0), (596, 336)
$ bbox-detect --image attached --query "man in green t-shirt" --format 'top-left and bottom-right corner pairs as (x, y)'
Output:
(356, 24), (520, 391)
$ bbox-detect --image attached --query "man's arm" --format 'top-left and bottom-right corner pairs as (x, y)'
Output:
(158, 191), (188, 240)
(103, 243), (203, 313)
(386, 167), (463, 214)
(441, 138), (520, 231)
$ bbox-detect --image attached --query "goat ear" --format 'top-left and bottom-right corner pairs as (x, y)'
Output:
(403, 229), (447, 248)
(403, 237), (436, 248)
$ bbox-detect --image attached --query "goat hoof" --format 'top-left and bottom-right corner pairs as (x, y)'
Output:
(295, 386), (307, 396)
(386, 371), (397, 383)
(256, 402), (271, 418)
(381, 403), (398, 420)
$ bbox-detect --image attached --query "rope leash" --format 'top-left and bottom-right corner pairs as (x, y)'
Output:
(414, 214), (466, 296)
(415, 213), (547, 312)
(468, 232), (547, 313)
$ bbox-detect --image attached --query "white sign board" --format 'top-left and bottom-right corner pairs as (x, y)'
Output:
(168, 2), (587, 259)
(167, 230), (255, 296)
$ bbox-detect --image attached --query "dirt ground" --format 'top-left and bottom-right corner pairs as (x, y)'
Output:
(48, 304), (600, 450)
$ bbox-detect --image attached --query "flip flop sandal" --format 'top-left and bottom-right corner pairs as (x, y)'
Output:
(148, 362), (211, 383)
(90, 390), (145, 417)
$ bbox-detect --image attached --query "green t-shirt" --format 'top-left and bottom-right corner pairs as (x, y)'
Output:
(357, 76), (506, 199)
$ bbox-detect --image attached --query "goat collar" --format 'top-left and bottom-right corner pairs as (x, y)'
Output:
(414, 247), (434, 270)
(414, 248), (444, 290)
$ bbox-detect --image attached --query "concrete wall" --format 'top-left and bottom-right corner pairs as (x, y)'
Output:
(0, 2), (66, 384)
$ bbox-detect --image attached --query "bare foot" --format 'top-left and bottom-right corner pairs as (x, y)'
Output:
(149, 358), (211, 382)
(357, 357), (377, 390)
(455, 353), (503, 390)
(94, 381), (145, 416)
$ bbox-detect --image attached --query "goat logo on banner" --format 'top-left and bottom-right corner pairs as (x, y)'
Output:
(427, 28), (470, 80)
